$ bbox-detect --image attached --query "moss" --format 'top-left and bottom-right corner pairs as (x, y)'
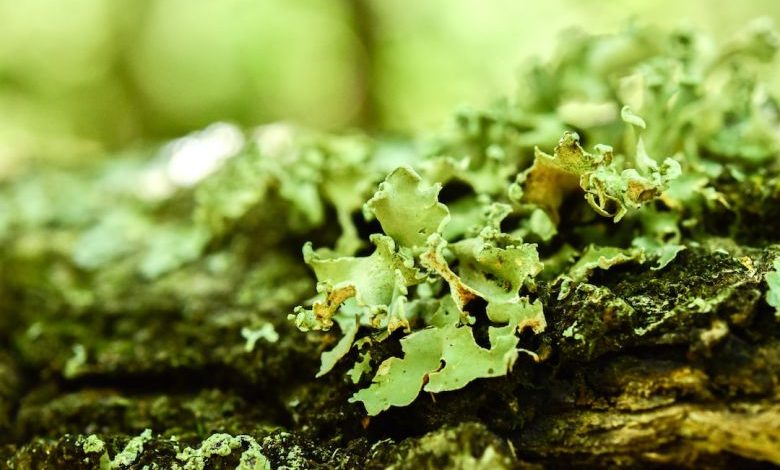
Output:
(1, 21), (780, 469)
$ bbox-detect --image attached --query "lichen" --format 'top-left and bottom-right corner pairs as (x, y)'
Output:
(2, 18), (780, 470)
(112, 428), (152, 469)
(78, 434), (106, 454)
(286, 21), (780, 416)
(175, 433), (270, 470)
(241, 324), (279, 352)
(294, 165), (547, 415)
(766, 255), (780, 319)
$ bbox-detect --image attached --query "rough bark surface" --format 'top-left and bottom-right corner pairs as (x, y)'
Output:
(1, 178), (779, 469)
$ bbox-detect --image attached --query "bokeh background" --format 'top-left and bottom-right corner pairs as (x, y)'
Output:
(1, 0), (778, 170)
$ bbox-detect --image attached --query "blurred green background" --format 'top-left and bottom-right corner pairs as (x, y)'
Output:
(0, 0), (777, 171)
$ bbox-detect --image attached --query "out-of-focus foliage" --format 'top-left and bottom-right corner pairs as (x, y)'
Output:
(2, 0), (780, 173)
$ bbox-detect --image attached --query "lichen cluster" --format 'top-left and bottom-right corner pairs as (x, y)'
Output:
(1, 20), (780, 468)
(288, 20), (780, 415)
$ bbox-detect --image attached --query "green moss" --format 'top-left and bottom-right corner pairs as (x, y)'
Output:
(1, 19), (780, 469)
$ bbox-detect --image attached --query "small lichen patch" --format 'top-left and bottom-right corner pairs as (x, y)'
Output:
(112, 428), (152, 469)
(79, 434), (105, 454)
(63, 344), (87, 379)
(175, 433), (270, 470)
(241, 324), (279, 352)
(766, 256), (780, 319)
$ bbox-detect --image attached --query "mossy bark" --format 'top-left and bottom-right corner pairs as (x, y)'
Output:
(1, 165), (779, 469)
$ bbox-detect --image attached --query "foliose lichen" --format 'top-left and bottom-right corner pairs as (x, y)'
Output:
(287, 19), (780, 415)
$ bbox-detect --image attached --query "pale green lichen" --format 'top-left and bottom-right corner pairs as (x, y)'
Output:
(347, 349), (373, 384)
(317, 315), (360, 377)
(1, 21), (779, 466)
(295, 165), (548, 415)
(291, 78), (693, 414)
(241, 324), (279, 352)
(0, 19), (777, 470)
(557, 245), (644, 300)
(632, 236), (686, 271)
(766, 256), (780, 319)
(291, 233), (420, 334)
(364, 165), (450, 248)
(175, 433), (270, 470)
(349, 326), (443, 414)
(520, 129), (680, 223)
(566, 246), (644, 282)
(80, 434), (106, 454)
(111, 428), (152, 469)
(78, 433), (108, 469)
(63, 343), (87, 379)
